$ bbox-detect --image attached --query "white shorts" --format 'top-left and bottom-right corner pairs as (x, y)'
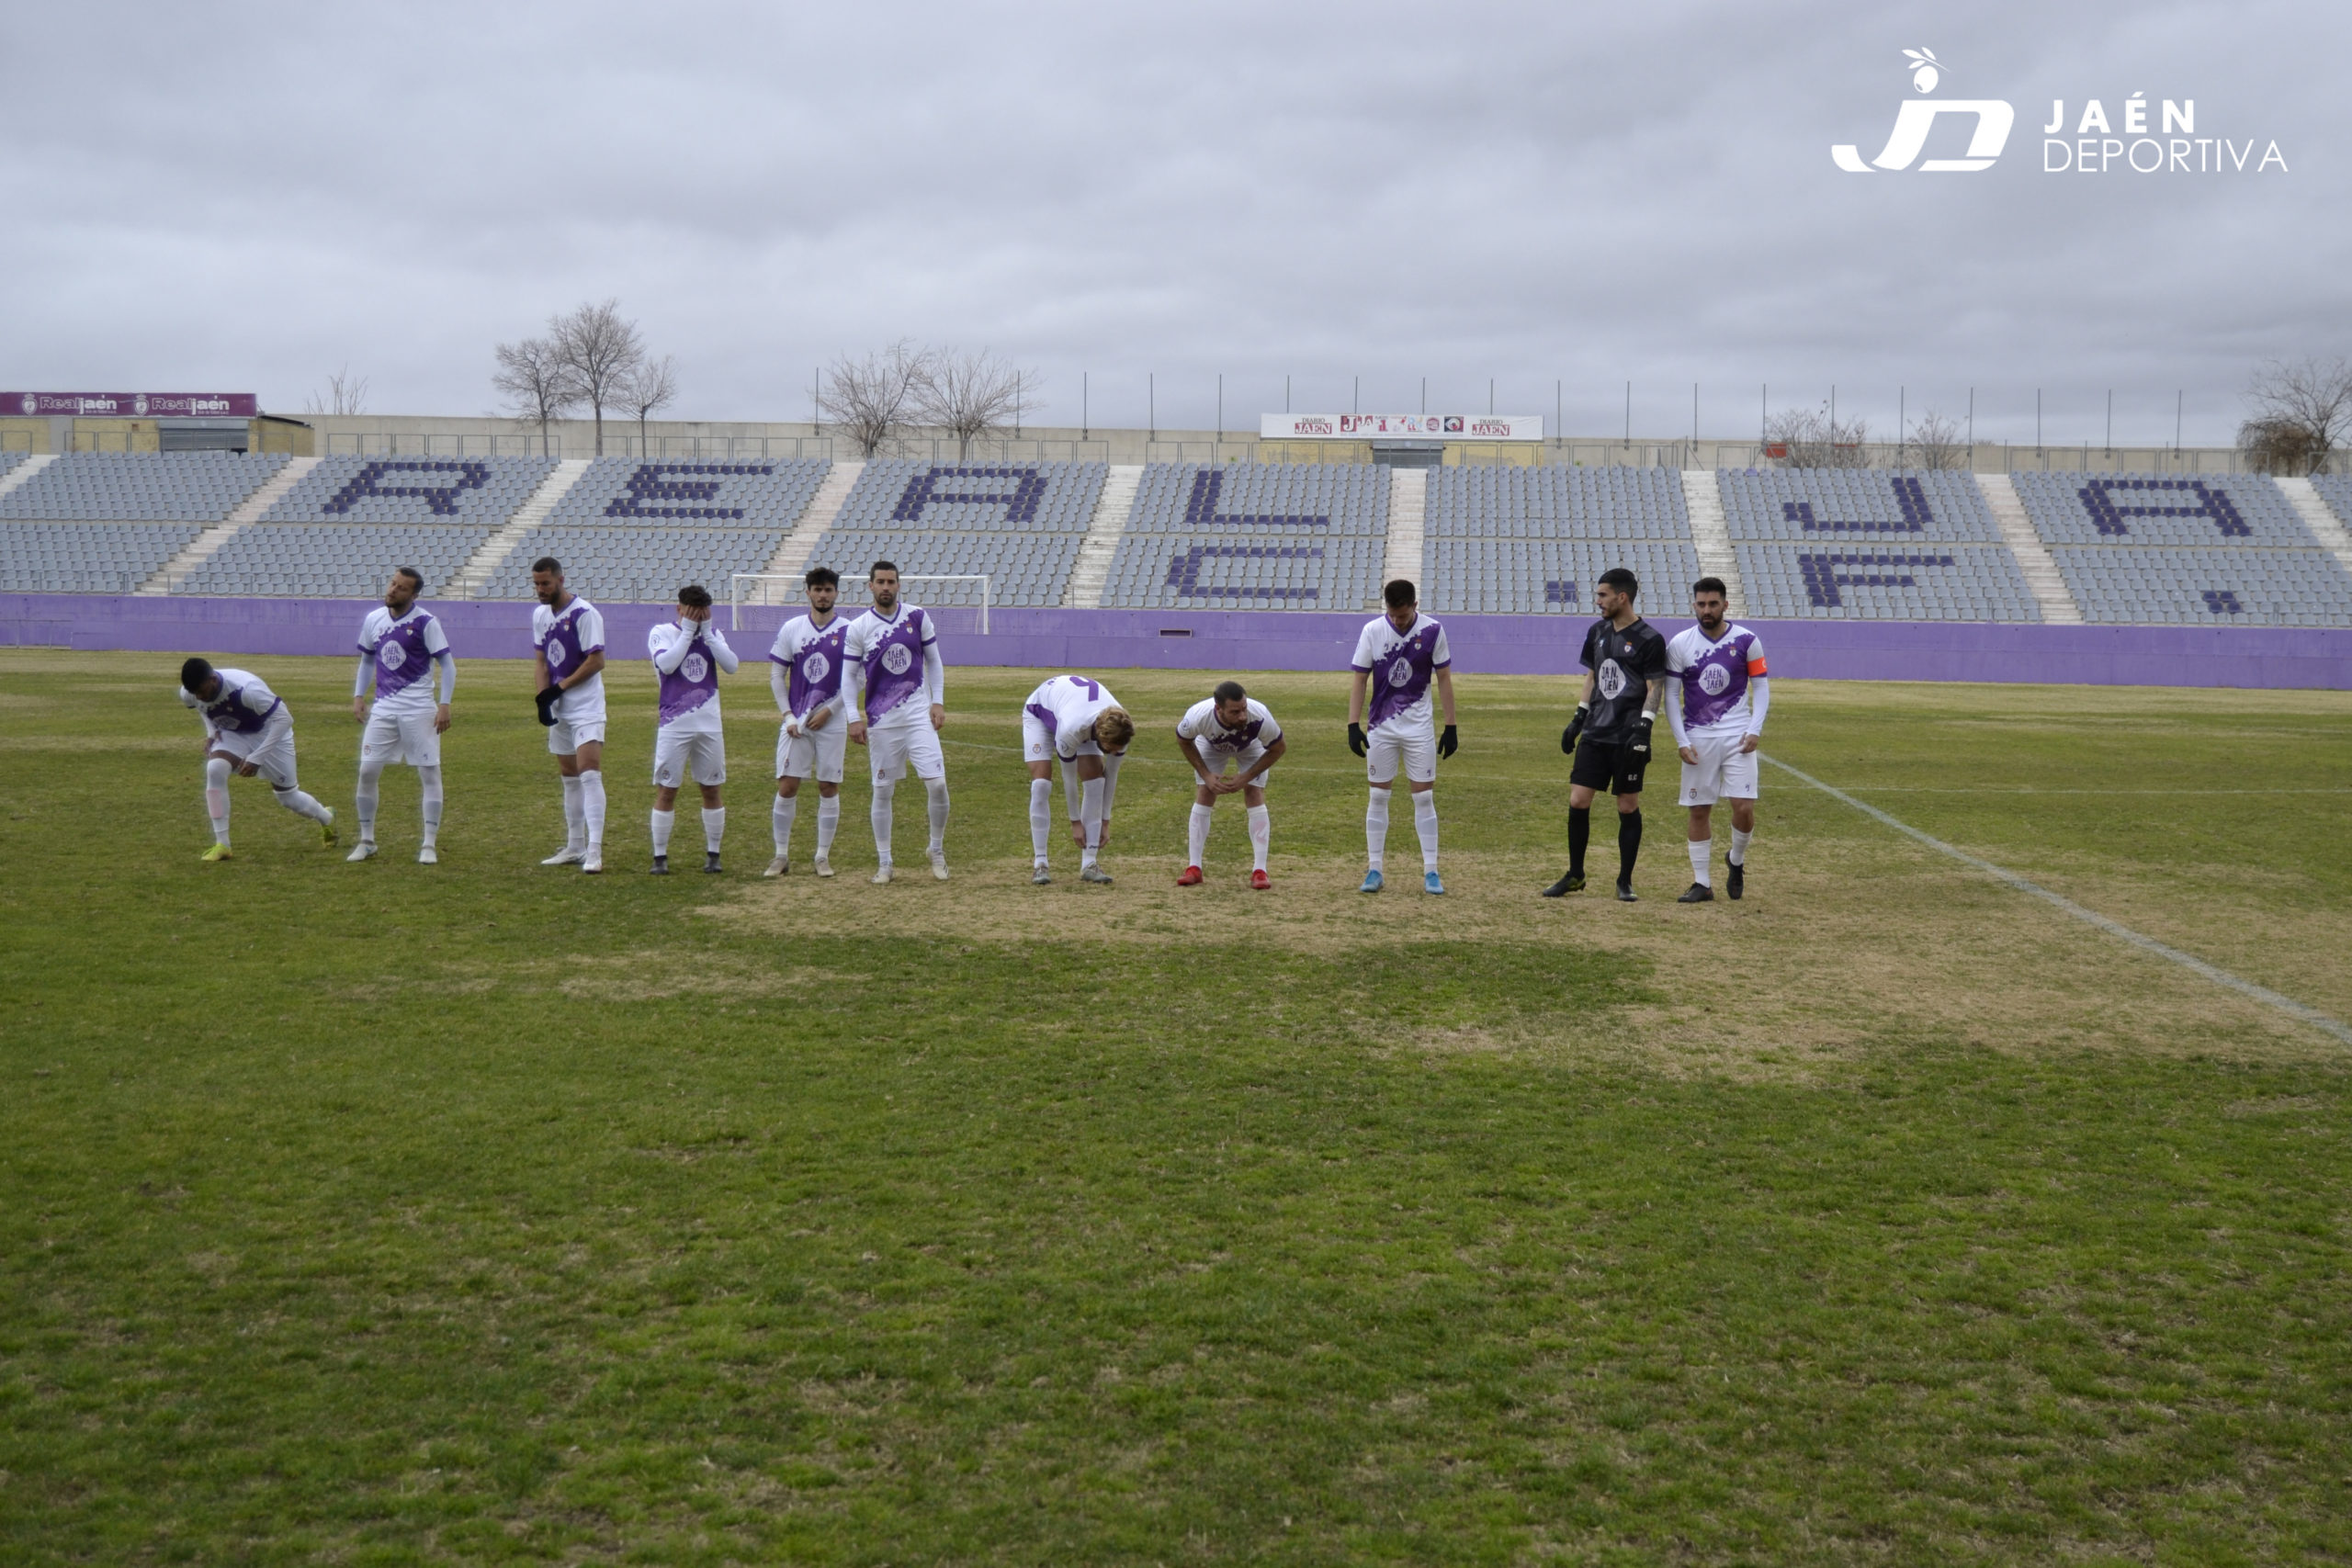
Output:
(1207, 745), (1275, 789)
(653, 723), (726, 789)
(868, 718), (945, 784)
(548, 717), (608, 756)
(1366, 719), (1436, 786)
(1678, 730), (1760, 807)
(777, 718), (848, 784)
(361, 705), (440, 768)
(211, 713), (300, 790)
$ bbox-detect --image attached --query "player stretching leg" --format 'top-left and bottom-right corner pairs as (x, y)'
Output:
(177, 658), (335, 860)
(350, 567), (454, 863)
(1174, 680), (1285, 889)
(1347, 579), (1457, 895)
(1666, 577), (1768, 903)
(530, 558), (610, 874)
(842, 561), (949, 884)
(765, 567), (849, 878)
(1544, 567), (1668, 902)
(647, 584), (739, 875)
(1021, 674), (1136, 885)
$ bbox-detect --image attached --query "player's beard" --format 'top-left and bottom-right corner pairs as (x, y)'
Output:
(874, 590), (898, 613)
(1699, 613), (1724, 635)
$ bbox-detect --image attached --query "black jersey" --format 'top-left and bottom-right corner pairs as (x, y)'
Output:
(1578, 615), (1668, 740)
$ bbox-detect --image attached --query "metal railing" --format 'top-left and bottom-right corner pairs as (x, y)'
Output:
(731, 571), (990, 633)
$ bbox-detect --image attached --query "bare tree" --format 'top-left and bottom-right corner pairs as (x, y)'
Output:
(1906, 410), (1967, 470)
(492, 335), (582, 457)
(1764, 401), (1872, 468)
(2238, 356), (2352, 475)
(819, 340), (933, 457)
(550, 299), (647, 457)
(914, 346), (1038, 460)
(618, 355), (678, 457)
(304, 366), (370, 417)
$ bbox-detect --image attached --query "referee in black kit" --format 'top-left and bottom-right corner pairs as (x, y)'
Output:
(1544, 567), (1668, 901)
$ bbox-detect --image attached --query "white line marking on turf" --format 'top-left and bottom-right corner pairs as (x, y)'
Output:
(1763, 753), (2352, 1048)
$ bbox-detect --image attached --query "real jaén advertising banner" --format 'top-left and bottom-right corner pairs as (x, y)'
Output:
(1261, 413), (1543, 441)
(3, 392), (261, 418)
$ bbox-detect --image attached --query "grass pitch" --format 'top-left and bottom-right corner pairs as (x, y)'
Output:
(3, 649), (2349, 1565)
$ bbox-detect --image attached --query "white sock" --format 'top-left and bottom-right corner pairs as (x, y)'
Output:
(773, 794), (797, 855)
(871, 779), (895, 863)
(356, 759), (384, 840)
(702, 807), (725, 853)
(204, 756), (232, 846)
(1689, 836), (1713, 887)
(1412, 790), (1439, 874)
(579, 770), (605, 847)
(274, 784), (331, 824)
(1029, 777), (1053, 864)
(1079, 776), (1104, 868)
(924, 777), (950, 855)
(816, 795), (840, 855)
(1248, 804), (1270, 872)
(561, 774), (585, 849)
(417, 765), (442, 846)
(1730, 827), (1752, 866)
(1187, 803), (1214, 868)
(1364, 786), (1390, 872)
(650, 808), (675, 856)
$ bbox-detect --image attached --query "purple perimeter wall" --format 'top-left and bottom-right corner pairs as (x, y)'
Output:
(3, 595), (2347, 689)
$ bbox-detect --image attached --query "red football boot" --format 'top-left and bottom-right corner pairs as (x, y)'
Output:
(1250, 869), (1271, 890)
(1175, 865), (1204, 886)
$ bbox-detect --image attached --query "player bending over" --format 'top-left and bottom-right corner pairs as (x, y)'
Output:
(1174, 679), (1284, 889)
(647, 584), (739, 875)
(177, 658), (336, 860)
(1666, 576), (1767, 903)
(349, 567), (454, 863)
(765, 566), (848, 878)
(530, 558), (610, 874)
(1347, 578), (1457, 895)
(1021, 673), (1136, 885)
(1544, 566), (1667, 901)
(842, 561), (949, 884)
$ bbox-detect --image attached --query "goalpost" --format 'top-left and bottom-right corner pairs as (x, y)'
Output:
(730, 573), (992, 634)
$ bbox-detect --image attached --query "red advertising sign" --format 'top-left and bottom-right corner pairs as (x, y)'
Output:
(3, 392), (260, 418)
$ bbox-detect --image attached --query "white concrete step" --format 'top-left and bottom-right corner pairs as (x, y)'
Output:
(139, 455), (322, 594)
(1381, 467), (1426, 604)
(443, 457), (593, 598)
(1679, 469), (1744, 617)
(742, 460), (864, 609)
(2269, 476), (2352, 578)
(1065, 464), (1141, 607)
(1977, 471), (2082, 624)
(0, 452), (57, 500)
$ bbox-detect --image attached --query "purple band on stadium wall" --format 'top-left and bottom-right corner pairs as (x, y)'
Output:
(3, 595), (2348, 690)
(4, 392), (260, 418)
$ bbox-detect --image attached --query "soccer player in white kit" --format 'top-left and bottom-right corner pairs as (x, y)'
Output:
(647, 583), (739, 875)
(530, 557), (610, 874)
(1346, 579), (1457, 895)
(1174, 679), (1285, 889)
(1020, 673), (1136, 885)
(842, 561), (950, 884)
(765, 566), (850, 878)
(349, 567), (454, 863)
(176, 657), (336, 861)
(1665, 576), (1769, 903)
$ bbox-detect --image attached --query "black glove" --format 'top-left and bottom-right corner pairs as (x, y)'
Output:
(1561, 705), (1588, 755)
(1437, 724), (1458, 760)
(1626, 717), (1655, 768)
(535, 685), (561, 728)
(1347, 722), (1367, 758)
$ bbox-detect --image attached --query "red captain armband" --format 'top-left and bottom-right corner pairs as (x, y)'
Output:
(1747, 656), (1769, 675)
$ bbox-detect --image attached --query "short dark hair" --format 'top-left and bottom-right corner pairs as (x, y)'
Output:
(530, 557), (562, 576)
(1692, 576), (1727, 599)
(392, 566), (424, 591)
(1383, 578), (1417, 609)
(1213, 680), (1248, 705)
(180, 656), (214, 694)
(869, 559), (899, 578)
(677, 584), (712, 609)
(805, 566), (839, 589)
(1598, 567), (1639, 598)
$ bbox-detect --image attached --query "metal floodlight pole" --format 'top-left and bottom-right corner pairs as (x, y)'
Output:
(1488, 378), (1495, 416)
(1761, 382), (1767, 445)
(1284, 373), (1291, 414)
(1082, 371), (1089, 439)
(1420, 376), (1426, 414)
(1353, 375), (1360, 414)
(2106, 388), (2112, 454)
(2176, 389), (2183, 454)
(1216, 373), (1223, 437)
(1624, 380), (1631, 445)
(1692, 381), (1699, 446)
(1149, 372), (1155, 444)
(1968, 387), (1974, 450)
(2037, 388), (2042, 450)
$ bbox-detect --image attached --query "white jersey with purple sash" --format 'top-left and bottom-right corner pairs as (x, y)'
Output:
(844, 604), (938, 728)
(357, 606), (450, 715)
(1666, 624), (1768, 736)
(1351, 615), (1452, 731)
(768, 614), (850, 723)
(1023, 674), (1120, 761)
(648, 620), (738, 732)
(532, 596), (607, 723)
(1175, 697), (1282, 760)
(181, 668), (282, 737)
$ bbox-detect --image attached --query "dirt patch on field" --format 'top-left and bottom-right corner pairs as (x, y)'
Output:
(552, 950), (858, 1003)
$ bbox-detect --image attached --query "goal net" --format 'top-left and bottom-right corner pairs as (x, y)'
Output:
(730, 573), (993, 634)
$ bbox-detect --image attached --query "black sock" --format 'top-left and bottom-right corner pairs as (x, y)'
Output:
(1568, 807), (1590, 876)
(1618, 808), (1643, 885)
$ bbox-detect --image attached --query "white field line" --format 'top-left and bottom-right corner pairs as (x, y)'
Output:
(1762, 753), (2352, 1047)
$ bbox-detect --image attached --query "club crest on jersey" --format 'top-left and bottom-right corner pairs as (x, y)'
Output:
(681, 652), (709, 683)
(882, 643), (914, 676)
(379, 642), (406, 670)
(1699, 662), (1731, 695)
(802, 651), (831, 683)
(1597, 660), (1628, 699)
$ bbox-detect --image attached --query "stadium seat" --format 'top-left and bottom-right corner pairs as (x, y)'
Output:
(804, 461), (1108, 609)
(1420, 467), (1696, 615)
(479, 458), (830, 602)
(1717, 469), (2041, 622)
(1106, 464), (1386, 609)
(0, 452), (288, 523)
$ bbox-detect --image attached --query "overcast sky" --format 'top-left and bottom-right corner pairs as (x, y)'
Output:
(1, 1), (2341, 446)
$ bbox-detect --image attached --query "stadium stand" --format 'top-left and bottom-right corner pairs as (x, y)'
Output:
(478, 458), (831, 601)
(2012, 472), (2352, 626)
(1105, 464), (1386, 609)
(0, 452), (288, 522)
(0, 451), (28, 483)
(1420, 467), (1698, 615)
(260, 456), (556, 524)
(803, 461), (1108, 608)
(1718, 469), (2042, 622)
(0, 522), (209, 594)
(180, 524), (496, 600)
(2298, 474), (2352, 534)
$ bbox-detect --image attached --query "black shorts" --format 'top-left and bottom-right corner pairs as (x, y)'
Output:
(1570, 737), (1646, 795)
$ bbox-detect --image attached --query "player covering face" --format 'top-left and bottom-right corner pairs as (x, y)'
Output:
(1665, 578), (1768, 902)
(1174, 680), (1285, 888)
(646, 583), (738, 875)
